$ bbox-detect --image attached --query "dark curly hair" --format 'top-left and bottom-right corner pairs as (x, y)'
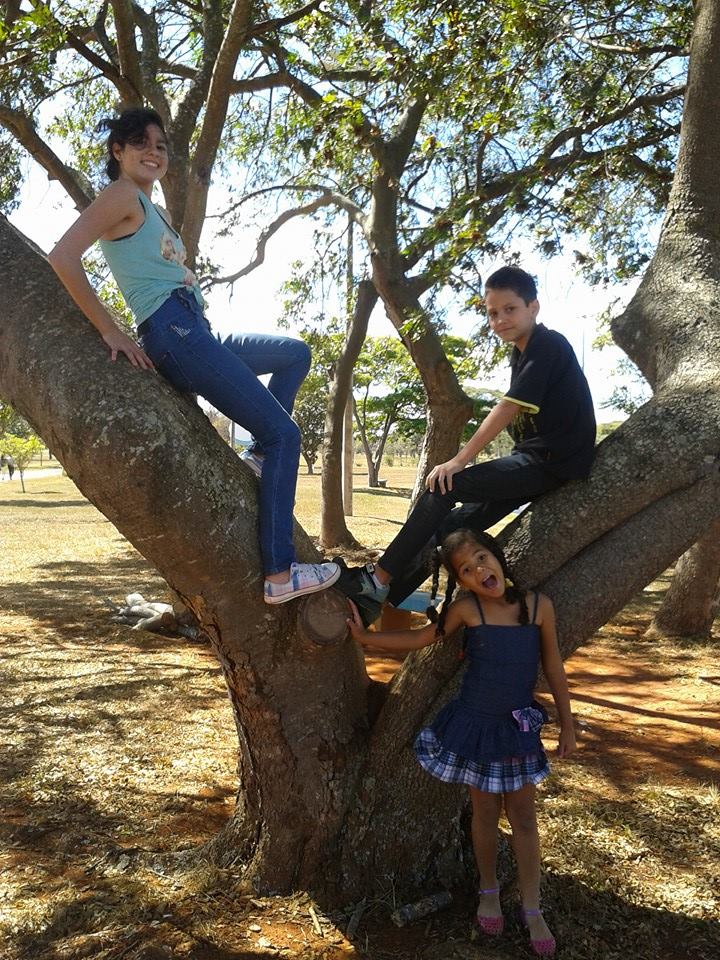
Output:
(427, 528), (529, 638)
(97, 108), (167, 181)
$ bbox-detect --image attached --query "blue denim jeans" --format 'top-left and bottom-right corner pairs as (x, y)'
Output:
(139, 288), (311, 575)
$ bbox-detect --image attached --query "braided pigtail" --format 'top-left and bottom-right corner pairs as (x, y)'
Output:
(425, 548), (442, 624)
(504, 580), (529, 625)
(436, 574), (457, 638)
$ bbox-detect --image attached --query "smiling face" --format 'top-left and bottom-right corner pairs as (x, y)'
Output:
(450, 539), (507, 600)
(113, 123), (169, 188)
(485, 287), (539, 352)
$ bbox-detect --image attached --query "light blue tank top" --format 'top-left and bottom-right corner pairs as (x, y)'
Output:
(99, 191), (204, 324)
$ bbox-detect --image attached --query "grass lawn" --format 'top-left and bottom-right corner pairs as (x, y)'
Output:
(0, 471), (718, 960)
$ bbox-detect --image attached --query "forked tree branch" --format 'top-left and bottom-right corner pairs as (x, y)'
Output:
(206, 189), (365, 286)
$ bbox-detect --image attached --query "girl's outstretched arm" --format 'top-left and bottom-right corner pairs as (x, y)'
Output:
(346, 598), (468, 654)
(48, 180), (154, 370)
(537, 593), (576, 758)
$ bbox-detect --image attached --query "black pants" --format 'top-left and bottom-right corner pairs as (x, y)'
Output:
(381, 452), (563, 606)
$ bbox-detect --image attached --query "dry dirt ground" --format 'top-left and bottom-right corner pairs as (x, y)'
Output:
(1, 475), (718, 960)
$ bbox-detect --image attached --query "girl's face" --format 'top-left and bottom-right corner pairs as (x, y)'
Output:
(113, 123), (168, 185)
(451, 540), (506, 599)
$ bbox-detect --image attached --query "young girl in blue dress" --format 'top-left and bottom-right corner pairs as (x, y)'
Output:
(347, 529), (576, 957)
(48, 107), (339, 604)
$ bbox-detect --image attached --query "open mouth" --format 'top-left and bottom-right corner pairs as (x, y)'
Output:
(481, 573), (498, 589)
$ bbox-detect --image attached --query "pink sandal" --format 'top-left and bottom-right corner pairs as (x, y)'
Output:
(474, 887), (504, 936)
(519, 907), (556, 957)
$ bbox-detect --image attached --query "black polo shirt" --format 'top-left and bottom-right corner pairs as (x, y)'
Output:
(505, 323), (596, 479)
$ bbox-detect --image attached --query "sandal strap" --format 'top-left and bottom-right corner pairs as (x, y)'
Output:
(522, 907), (542, 917)
(478, 887), (499, 895)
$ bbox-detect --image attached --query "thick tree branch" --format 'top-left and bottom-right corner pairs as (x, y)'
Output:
(109, 0), (144, 101)
(384, 95), (429, 177)
(170, 0), (225, 171)
(131, 3), (171, 123)
(0, 106), (93, 211)
(93, 0), (119, 65)
(181, 0), (255, 260)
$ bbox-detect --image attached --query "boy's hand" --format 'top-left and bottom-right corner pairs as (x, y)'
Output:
(346, 600), (371, 645)
(426, 457), (463, 494)
(557, 724), (577, 759)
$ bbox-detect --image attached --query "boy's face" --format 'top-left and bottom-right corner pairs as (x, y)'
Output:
(485, 287), (539, 352)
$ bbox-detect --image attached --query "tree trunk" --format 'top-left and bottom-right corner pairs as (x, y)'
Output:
(646, 520), (720, 638)
(320, 279), (377, 548)
(353, 395), (379, 487)
(369, 256), (474, 503)
(0, 216), (368, 893)
(3, 0), (720, 904)
(302, 453), (315, 475)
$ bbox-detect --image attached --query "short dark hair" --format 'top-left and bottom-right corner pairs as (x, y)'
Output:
(97, 108), (167, 181)
(485, 265), (538, 304)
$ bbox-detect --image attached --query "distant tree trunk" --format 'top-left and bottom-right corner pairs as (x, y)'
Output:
(353, 395), (380, 487)
(320, 280), (377, 547)
(646, 521), (720, 638)
(302, 453), (315, 475)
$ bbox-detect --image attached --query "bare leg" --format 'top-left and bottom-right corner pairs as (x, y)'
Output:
(469, 787), (503, 921)
(504, 784), (553, 944)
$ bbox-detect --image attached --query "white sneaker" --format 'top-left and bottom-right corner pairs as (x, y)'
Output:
(264, 561), (341, 605)
(240, 449), (264, 477)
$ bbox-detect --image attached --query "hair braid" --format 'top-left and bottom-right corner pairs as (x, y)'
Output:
(426, 547), (442, 624)
(436, 575), (457, 638)
(504, 582), (529, 625)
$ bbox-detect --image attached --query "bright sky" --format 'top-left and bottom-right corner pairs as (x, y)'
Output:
(10, 154), (642, 423)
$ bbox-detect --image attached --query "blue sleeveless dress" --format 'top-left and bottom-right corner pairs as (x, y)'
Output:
(415, 593), (550, 793)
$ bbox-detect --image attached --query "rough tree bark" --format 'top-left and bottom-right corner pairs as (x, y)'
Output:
(2, 0), (720, 904)
(646, 520), (720, 639)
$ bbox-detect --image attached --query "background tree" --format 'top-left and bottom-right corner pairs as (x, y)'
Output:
(211, 0), (691, 498)
(293, 370), (328, 474)
(352, 334), (481, 486)
(0, 397), (31, 437)
(0, 433), (43, 492)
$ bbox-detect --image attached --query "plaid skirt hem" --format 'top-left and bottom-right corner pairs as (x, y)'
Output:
(415, 727), (550, 793)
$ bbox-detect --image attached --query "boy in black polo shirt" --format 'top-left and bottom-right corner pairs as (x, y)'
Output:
(337, 265), (596, 623)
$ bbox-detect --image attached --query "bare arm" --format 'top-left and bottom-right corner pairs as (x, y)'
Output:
(537, 593), (576, 758)
(426, 399), (519, 493)
(346, 598), (467, 653)
(48, 181), (154, 370)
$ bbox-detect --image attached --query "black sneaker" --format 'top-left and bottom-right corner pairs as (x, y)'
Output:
(333, 558), (390, 627)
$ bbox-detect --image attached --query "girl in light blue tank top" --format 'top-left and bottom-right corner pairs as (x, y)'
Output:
(99, 191), (203, 323)
(48, 107), (340, 604)
(347, 530), (576, 957)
